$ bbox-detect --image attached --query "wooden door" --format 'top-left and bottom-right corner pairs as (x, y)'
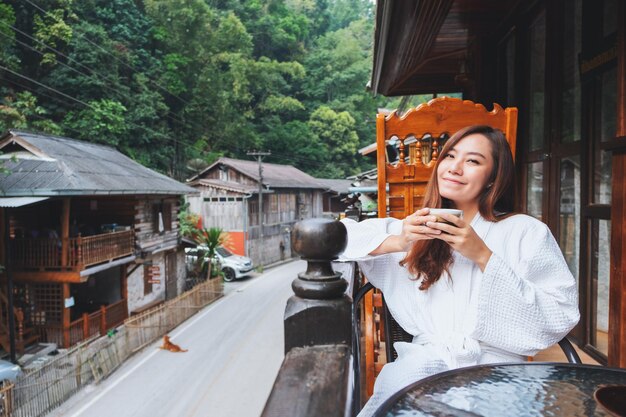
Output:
(165, 251), (177, 300)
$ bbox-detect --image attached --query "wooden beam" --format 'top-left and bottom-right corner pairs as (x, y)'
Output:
(262, 346), (351, 417)
(62, 283), (70, 348)
(61, 198), (70, 267)
(618, 0), (626, 137)
(0, 208), (5, 267)
(13, 271), (83, 284)
(608, 0), (626, 368)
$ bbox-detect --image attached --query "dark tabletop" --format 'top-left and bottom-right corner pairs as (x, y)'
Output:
(374, 363), (626, 417)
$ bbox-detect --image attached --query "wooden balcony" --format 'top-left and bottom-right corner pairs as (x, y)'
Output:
(10, 230), (135, 272)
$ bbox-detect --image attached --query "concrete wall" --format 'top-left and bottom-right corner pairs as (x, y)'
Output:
(127, 252), (166, 313)
(247, 229), (292, 267)
(176, 249), (187, 295)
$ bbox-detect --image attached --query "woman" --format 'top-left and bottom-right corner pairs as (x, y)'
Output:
(341, 125), (580, 416)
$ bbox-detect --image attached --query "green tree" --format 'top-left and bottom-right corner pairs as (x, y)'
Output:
(0, 91), (61, 133)
(308, 105), (359, 178)
(63, 99), (128, 146)
(0, 2), (19, 70)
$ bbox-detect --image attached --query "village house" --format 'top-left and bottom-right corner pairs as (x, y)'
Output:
(186, 157), (351, 266)
(0, 130), (196, 354)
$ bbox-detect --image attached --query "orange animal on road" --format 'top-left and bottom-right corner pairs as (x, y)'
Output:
(159, 335), (188, 352)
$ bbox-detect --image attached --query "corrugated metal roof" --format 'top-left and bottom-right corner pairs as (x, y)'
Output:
(188, 179), (257, 194)
(189, 157), (329, 190)
(316, 178), (353, 194)
(0, 130), (197, 197)
(0, 196), (49, 207)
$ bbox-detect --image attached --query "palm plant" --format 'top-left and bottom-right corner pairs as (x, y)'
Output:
(193, 227), (231, 279)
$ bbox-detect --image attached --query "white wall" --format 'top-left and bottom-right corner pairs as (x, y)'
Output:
(127, 252), (166, 313)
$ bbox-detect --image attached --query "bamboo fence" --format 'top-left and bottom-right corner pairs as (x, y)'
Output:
(2, 278), (223, 417)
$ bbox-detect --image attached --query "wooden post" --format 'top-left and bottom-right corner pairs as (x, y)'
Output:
(284, 218), (351, 353)
(100, 305), (107, 336)
(61, 198), (70, 268)
(609, 0), (626, 368)
(0, 208), (5, 267)
(263, 218), (352, 417)
(121, 267), (128, 319)
(82, 313), (89, 339)
(76, 235), (82, 268)
(62, 283), (70, 348)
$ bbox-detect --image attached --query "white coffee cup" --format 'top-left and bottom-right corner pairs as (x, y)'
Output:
(427, 208), (463, 223)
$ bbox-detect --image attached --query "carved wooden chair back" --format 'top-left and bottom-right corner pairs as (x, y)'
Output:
(376, 97), (518, 219)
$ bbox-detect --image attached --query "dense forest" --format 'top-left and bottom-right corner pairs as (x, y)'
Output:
(0, 0), (412, 180)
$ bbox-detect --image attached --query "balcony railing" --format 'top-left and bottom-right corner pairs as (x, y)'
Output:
(10, 230), (135, 270)
(36, 299), (129, 348)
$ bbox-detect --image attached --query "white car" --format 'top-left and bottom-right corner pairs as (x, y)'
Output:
(214, 246), (254, 282)
(185, 246), (254, 282)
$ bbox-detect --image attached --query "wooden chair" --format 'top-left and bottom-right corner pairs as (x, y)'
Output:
(376, 97), (518, 219)
(357, 97), (519, 404)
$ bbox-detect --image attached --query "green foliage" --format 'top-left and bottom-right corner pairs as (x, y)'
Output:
(193, 227), (231, 279)
(178, 207), (201, 239)
(0, 2), (19, 70)
(308, 105), (359, 177)
(0, 91), (62, 134)
(32, 5), (75, 65)
(2, 0), (399, 180)
(63, 99), (128, 146)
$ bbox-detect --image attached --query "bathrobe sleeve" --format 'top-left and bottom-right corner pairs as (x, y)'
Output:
(339, 218), (404, 290)
(470, 219), (580, 356)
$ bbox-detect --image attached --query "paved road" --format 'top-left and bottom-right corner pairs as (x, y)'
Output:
(47, 260), (304, 417)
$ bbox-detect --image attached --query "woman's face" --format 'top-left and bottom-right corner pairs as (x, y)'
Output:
(436, 133), (495, 208)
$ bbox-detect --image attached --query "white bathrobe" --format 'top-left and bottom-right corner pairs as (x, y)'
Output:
(341, 213), (580, 417)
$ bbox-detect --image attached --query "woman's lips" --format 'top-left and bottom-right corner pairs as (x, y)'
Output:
(442, 177), (465, 185)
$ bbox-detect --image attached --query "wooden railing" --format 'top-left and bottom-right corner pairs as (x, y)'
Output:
(35, 299), (129, 348)
(263, 219), (353, 417)
(10, 230), (135, 270)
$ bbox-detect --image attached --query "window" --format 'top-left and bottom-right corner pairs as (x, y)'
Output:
(152, 201), (172, 233)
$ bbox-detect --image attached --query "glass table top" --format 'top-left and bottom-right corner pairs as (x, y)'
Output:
(375, 363), (626, 417)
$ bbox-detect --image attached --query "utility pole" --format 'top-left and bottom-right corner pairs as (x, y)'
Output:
(247, 151), (271, 255)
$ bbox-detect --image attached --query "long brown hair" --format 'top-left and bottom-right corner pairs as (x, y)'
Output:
(400, 125), (516, 290)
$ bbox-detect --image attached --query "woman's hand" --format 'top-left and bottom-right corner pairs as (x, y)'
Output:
(369, 208), (441, 255)
(425, 213), (493, 271)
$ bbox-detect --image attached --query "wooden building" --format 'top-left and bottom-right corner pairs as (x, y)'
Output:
(0, 130), (196, 353)
(370, 0), (625, 366)
(186, 157), (351, 266)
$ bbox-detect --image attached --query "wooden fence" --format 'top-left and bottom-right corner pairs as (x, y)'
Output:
(4, 278), (223, 417)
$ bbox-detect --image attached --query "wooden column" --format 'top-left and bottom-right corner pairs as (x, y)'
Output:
(60, 198), (70, 267)
(263, 218), (353, 417)
(283, 218), (351, 353)
(100, 305), (107, 336)
(82, 312), (89, 340)
(608, 0), (626, 367)
(62, 283), (70, 348)
(0, 208), (5, 268)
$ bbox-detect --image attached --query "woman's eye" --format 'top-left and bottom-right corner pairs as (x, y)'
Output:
(467, 159), (479, 165)
(443, 153), (454, 159)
